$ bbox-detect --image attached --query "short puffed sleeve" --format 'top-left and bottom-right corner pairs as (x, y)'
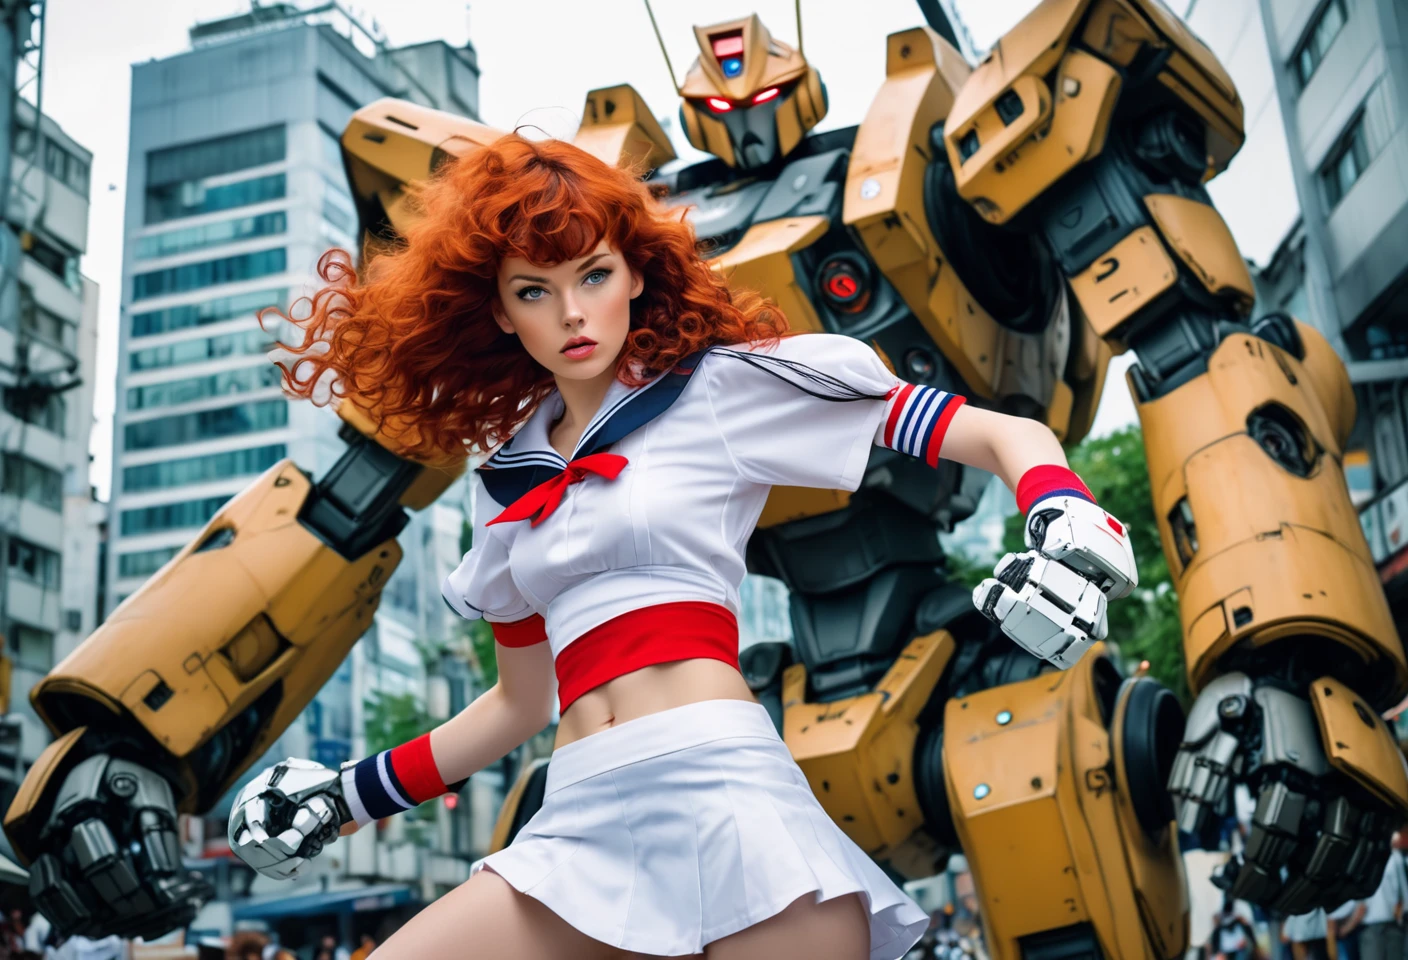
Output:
(440, 471), (535, 626)
(699, 334), (902, 490)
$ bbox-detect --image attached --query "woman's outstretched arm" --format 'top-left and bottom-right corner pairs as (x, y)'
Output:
(933, 404), (1071, 491)
(339, 636), (555, 835)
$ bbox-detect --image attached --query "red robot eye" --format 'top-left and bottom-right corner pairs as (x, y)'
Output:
(706, 97), (733, 113)
(752, 87), (780, 105)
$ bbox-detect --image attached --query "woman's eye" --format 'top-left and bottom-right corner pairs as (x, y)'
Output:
(516, 286), (546, 301)
(584, 269), (611, 286)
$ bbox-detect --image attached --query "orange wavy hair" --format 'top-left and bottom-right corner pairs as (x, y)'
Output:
(268, 132), (787, 458)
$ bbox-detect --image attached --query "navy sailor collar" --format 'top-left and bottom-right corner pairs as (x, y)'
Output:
(477, 351), (706, 508)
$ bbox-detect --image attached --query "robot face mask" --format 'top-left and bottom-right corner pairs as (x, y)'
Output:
(674, 15), (827, 171)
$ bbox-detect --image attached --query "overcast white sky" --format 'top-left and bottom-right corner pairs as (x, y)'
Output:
(40, 0), (1281, 498)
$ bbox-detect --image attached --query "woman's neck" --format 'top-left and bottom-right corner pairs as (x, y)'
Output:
(550, 366), (617, 457)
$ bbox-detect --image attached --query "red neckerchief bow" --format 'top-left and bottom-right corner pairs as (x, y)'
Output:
(486, 453), (629, 528)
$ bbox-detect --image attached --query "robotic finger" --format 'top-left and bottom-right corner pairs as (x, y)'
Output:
(1170, 672), (1397, 913)
(227, 758), (351, 882)
(973, 551), (1108, 669)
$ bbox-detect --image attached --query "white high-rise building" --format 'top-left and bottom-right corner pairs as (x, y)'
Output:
(0, 99), (97, 777)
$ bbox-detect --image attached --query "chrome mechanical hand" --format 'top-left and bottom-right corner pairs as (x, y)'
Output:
(228, 758), (351, 881)
(1168, 673), (1395, 913)
(973, 495), (1137, 669)
(27, 754), (213, 941)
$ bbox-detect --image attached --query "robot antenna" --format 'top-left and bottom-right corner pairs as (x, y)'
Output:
(641, 0), (683, 97)
(795, 0), (804, 57)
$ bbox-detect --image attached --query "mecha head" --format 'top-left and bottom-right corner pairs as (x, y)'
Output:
(676, 14), (828, 171)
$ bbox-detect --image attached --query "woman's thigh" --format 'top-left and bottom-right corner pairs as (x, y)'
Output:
(373, 869), (627, 960)
(705, 893), (869, 960)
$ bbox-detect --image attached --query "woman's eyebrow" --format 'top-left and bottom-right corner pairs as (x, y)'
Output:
(509, 273), (549, 283)
(576, 253), (609, 272)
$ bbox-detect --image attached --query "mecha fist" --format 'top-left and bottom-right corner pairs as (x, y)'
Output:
(973, 495), (1137, 669)
(228, 758), (351, 881)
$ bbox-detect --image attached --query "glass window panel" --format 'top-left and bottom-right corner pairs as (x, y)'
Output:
(11, 624), (53, 672)
(135, 211), (287, 261)
(146, 125), (286, 188)
(126, 364), (283, 410)
(117, 547), (180, 579)
(123, 399), (288, 451)
(145, 173), (286, 225)
(129, 328), (274, 373)
(131, 288), (286, 338)
(122, 444), (286, 493)
(120, 495), (231, 535)
(132, 248), (287, 301)
(8, 537), (60, 588)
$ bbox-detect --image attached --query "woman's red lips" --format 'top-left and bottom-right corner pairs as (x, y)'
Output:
(561, 337), (597, 355)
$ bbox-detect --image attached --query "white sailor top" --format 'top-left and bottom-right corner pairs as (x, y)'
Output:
(440, 333), (966, 711)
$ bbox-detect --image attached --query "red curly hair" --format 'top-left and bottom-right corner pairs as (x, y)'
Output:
(268, 133), (787, 458)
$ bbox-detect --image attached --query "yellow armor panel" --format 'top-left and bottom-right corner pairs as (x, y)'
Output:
(31, 463), (401, 807)
(1132, 333), (1408, 699)
(944, 651), (1187, 960)
(1310, 678), (1408, 816)
(781, 631), (954, 867)
(574, 85), (676, 173)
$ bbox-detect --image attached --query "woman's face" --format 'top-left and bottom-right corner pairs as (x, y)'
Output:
(493, 241), (643, 383)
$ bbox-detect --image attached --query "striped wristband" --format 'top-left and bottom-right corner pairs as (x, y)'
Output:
(879, 383), (966, 467)
(340, 732), (449, 827)
(1016, 464), (1095, 514)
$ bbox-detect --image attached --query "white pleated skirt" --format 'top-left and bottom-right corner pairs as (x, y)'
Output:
(470, 698), (928, 958)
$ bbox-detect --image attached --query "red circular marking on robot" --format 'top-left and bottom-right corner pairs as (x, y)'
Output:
(828, 274), (858, 299)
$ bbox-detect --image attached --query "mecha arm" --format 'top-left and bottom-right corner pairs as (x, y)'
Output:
(911, 0), (1407, 926)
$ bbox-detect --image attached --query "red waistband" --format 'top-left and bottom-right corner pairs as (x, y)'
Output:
(554, 601), (740, 714)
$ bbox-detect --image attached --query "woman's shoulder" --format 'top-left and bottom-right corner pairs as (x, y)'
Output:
(699, 333), (898, 398)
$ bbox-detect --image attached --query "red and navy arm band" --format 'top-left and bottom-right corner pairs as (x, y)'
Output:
(340, 732), (450, 827)
(879, 383), (966, 466)
(1016, 464), (1096, 514)
(491, 614), (547, 647)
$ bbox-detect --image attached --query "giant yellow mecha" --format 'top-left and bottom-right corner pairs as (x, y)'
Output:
(6, 1), (1407, 955)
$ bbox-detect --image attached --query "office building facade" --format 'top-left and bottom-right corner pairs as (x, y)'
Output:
(0, 99), (96, 784)
(1256, 0), (1408, 623)
(113, 3), (484, 932)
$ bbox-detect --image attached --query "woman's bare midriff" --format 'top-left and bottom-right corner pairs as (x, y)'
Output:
(554, 658), (758, 749)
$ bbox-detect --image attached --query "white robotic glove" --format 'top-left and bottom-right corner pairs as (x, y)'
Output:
(227, 758), (352, 881)
(973, 494), (1138, 669)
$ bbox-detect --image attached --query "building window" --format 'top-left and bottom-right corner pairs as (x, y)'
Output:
(122, 443), (286, 493)
(147, 124), (286, 189)
(43, 138), (91, 196)
(323, 181), (356, 236)
(10, 624), (53, 672)
(117, 547), (180, 579)
(121, 495), (230, 535)
(17, 284), (75, 351)
(131, 288), (286, 338)
(1292, 0), (1347, 89)
(145, 172), (287, 225)
(1319, 81), (1394, 210)
(132, 248), (287, 301)
(2, 454), (62, 510)
(320, 124), (345, 174)
(8, 538), (60, 589)
(4, 388), (66, 437)
(129, 328), (274, 373)
(123, 398), (289, 451)
(126, 364), (283, 410)
(64, 609), (82, 632)
(26, 234), (82, 295)
(135, 211), (288, 261)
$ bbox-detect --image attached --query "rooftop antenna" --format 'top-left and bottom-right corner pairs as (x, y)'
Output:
(641, 0), (682, 96)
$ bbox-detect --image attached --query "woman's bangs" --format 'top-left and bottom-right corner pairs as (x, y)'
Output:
(503, 175), (617, 266)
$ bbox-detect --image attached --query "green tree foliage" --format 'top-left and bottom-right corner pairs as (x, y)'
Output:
(997, 426), (1189, 702)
